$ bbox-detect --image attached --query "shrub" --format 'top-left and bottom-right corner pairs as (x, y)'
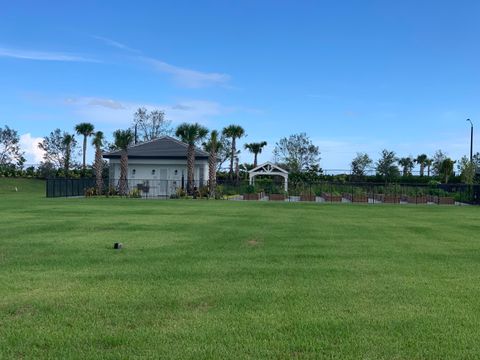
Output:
(129, 188), (141, 198)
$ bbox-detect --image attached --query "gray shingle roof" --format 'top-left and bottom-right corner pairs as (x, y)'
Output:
(103, 136), (209, 159)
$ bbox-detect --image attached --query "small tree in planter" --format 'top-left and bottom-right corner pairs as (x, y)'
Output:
(300, 191), (316, 201)
(407, 188), (427, 204)
(243, 184), (259, 200)
(383, 184), (399, 203)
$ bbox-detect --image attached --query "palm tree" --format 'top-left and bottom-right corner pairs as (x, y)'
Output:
(244, 141), (267, 167)
(75, 122), (95, 173)
(203, 130), (222, 197)
(398, 156), (414, 176)
(176, 123), (209, 195)
(92, 131), (104, 195)
(113, 129), (134, 196)
(62, 133), (75, 176)
(425, 158), (433, 177)
(222, 125), (245, 180)
(415, 154), (428, 176)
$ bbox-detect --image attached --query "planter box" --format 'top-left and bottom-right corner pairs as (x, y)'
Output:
(383, 195), (400, 203)
(438, 197), (454, 205)
(269, 194), (286, 201)
(300, 194), (316, 202)
(243, 193), (260, 200)
(352, 195), (368, 203)
(427, 195), (438, 203)
(322, 193), (342, 202)
(407, 196), (427, 204)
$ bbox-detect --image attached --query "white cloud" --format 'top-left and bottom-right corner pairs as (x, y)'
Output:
(20, 133), (44, 164)
(0, 46), (97, 62)
(141, 57), (230, 88)
(88, 98), (125, 109)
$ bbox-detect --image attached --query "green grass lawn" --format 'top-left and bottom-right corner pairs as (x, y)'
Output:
(1, 179), (480, 359)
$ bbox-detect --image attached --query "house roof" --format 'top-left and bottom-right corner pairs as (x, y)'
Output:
(103, 136), (210, 160)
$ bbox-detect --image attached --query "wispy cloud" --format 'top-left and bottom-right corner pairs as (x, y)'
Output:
(91, 35), (140, 53)
(91, 35), (231, 88)
(0, 46), (97, 62)
(141, 57), (231, 88)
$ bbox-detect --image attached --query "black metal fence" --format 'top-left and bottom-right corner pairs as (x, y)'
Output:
(46, 177), (480, 205)
(46, 178), (97, 198)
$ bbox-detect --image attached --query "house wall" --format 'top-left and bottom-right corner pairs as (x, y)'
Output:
(108, 158), (209, 197)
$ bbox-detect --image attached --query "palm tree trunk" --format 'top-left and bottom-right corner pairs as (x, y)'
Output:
(427, 165), (431, 177)
(254, 152), (258, 168)
(187, 144), (195, 195)
(119, 150), (128, 196)
(64, 146), (70, 177)
(420, 163), (424, 176)
(230, 137), (236, 180)
(209, 149), (217, 197)
(94, 146), (103, 195)
(82, 136), (87, 172)
(235, 156), (239, 183)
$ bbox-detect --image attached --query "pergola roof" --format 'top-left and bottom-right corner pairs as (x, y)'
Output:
(248, 162), (289, 175)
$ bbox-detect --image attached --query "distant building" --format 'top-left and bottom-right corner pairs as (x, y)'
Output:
(103, 136), (209, 197)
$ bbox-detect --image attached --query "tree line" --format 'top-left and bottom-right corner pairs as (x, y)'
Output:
(1, 107), (479, 191)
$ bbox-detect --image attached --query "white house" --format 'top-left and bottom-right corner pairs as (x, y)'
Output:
(103, 136), (209, 197)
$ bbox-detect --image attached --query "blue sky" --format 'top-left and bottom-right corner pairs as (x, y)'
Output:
(1, 0), (479, 169)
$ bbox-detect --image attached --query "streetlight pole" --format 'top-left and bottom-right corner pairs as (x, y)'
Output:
(467, 119), (473, 162)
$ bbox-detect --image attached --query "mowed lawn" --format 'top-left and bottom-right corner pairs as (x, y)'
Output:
(1, 180), (480, 359)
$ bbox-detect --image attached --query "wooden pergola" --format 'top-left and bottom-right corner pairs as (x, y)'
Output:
(248, 162), (289, 191)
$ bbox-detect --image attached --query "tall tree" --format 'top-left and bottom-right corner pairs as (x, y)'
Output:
(62, 134), (75, 176)
(415, 154), (428, 176)
(457, 156), (476, 185)
(425, 158), (433, 177)
(92, 131), (105, 194)
(75, 122), (95, 172)
(113, 129), (134, 196)
(203, 130), (222, 197)
(350, 152), (373, 177)
(176, 123), (209, 195)
(398, 156), (414, 176)
(244, 141), (267, 167)
(273, 133), (320, 173)
(439, 158), (455, 183)
(376, 149), (399, 181)
(0, 125), (24, 166)
(133, 107), (172, 142)
(222, 125), (245, 180)
(431, 150), (447, 176)
(39, 129), (78, 169)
